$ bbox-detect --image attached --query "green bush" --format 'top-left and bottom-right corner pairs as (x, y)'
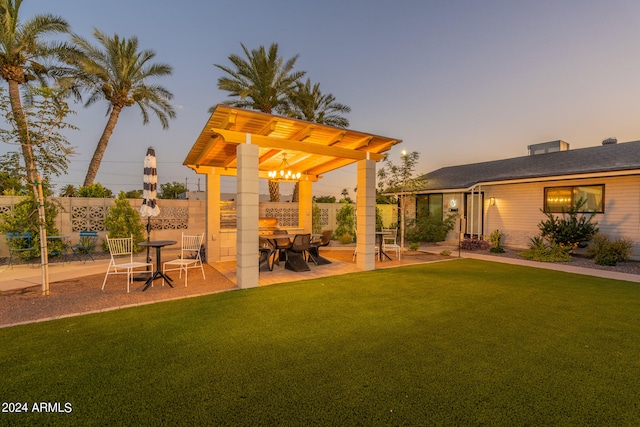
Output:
(102, 191), (146, 252)
(337, 233), (354, 244)
(586, 233), (633, 266)
(76, 182), (113, 198)
(408, 242), (420, 251)
(518, 236), (572, 262)
(538, 198), (598, 250)
(335, 203), (355, 239)
(489, 229), (505, 253)
(311, 203), (322, 234)
(406, 214), (456, 243)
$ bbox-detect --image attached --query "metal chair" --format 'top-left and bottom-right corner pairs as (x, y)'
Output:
(7, 231), (35, 268)
(382, 228), (401, 259)
(259, 238), (277, 272)
(162, 233), (206, 286)
(102, 235), (153, 293)
(71, 231), (98, 262)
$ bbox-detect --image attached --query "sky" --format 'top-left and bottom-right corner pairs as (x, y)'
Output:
(4, 0), (640, 198)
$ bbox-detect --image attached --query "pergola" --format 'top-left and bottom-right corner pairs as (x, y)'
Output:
(184, 104), (402, 288)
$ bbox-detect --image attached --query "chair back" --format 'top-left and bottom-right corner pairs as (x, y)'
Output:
(382, 228), (397, 244)
(78, 231), (98, 248)
(181, 233), (204, 260)
(7, 231), (31, 245)
(291, 234), (311, 252)
(106, 235), (135, 258)
(319, 230), (332, 246)
(273, 229), (292, 247)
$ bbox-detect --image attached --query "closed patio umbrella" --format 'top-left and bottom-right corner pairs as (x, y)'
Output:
(141, 147), (160, 264)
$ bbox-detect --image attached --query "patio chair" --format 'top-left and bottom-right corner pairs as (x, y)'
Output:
(102, 235), (153, 293)
(259, 237), (277, 272)
(273, 229), (293, 264)
(70, 231), (98, 262)
(162, 233), (206, 286)
(285, 233), (311, 272)
(7, 231), (35, 268)
(308, 229), (332, 265)
(382, 228), (401, 259)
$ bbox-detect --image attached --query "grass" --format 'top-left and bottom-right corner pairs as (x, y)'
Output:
(2, 259), (640, 425)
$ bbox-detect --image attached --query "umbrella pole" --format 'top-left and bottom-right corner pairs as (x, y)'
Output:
(146, 217), (151, 269)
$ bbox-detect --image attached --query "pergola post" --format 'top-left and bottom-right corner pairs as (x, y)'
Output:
(236, 139), (259, 289)
(356, 158), (376, 270)
(298, 180), (313, 233)
(206, 172), (221, 262)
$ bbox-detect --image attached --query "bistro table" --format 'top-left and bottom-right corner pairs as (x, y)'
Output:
(375, 232), (392, 262)
(138, 240), (177, 291)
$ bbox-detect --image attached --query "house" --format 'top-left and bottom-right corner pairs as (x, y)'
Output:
(412, 139), (640, 258)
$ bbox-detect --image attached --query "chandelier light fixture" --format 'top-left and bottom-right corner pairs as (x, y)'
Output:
(268, 153), (301, 181)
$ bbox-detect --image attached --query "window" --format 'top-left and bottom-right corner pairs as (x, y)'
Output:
(544, 185), (604, 213)
(416, 194), (443, 219)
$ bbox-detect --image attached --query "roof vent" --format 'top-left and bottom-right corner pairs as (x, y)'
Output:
(527, 140), (570, 156)
(602, 137), (617, 145)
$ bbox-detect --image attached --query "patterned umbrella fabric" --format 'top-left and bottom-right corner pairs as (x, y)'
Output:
(141, 147), (160, 218)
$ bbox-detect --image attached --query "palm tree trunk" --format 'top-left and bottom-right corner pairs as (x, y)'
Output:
(7, 79), (50, 294)
(268, 180), (280, 202)
(291, 182), (299, 202)
(84, 106), (122, 186)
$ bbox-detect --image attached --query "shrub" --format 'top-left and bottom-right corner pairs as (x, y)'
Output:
(337, 233), (354, 244)
(408, 242), (420, 251)
(102, 191), (146, 252)
(76, 182), (113, 198)
(460, 238), (490, 251)
(439, 249), (451, 256)
(518, 236), (572, 262)
(489, 229), (505, 253)
(405, 214), (456, 243)
(335, 203), (355, 239)
(586, 233), (633, 266)
(538, 198), (598, 250)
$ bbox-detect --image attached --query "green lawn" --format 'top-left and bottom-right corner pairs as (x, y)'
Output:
(2, 259), (640, 426)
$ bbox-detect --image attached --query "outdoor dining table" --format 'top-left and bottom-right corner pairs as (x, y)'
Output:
(375, 231), (392, 262)
(138, 240), (177, 291)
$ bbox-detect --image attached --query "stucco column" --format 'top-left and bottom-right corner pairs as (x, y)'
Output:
(206, 172), (221, 262)
(356, 158), (376, 270)
(236, 139), (259, 289)
(298, 179), (313, 232)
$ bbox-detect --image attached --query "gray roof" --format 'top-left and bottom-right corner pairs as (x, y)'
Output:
(417, 140), (640, 191)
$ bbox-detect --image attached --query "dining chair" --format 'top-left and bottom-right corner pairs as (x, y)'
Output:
(71, 230), (98, 262)
(285, 233), (311, 272)
(162, 233), (206, 286)
(273, 229), (293, 264)
(102, 235), (153, 293)
(308, 229), (332, 265)
(259, 237), (277, 272)
(382, 228), (401, 259)
(6, 231), (35, 268)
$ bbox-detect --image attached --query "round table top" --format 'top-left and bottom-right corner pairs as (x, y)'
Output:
(138, 240), (177, 247)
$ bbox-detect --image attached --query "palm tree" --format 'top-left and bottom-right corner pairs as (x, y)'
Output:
(213, 43), (305, 201)
(65, 29), (176, 186)
(284, 79), (351, 202)
(0, 0), (71, 294)
(285, 78), (351, 128)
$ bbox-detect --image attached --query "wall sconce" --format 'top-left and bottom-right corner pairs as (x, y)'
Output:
(489, 197), (495, 206)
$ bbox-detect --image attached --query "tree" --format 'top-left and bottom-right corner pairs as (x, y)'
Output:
(313, 195), (336, 203)
(213, 42), (305, 202)
(284, 78), (350, 128)
(159, 181), (187, 199)
(64, 29), (176, 186)
(377, 150), (421, 253)
(0, 0), (71, 293)
(0, 152), (27, 195)
(76, 182), (113, 198)
(283, 78), (351, 202)
(58, 184), (76, 197)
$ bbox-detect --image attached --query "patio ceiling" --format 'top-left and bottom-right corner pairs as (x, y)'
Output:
(184, 104), (402, 181)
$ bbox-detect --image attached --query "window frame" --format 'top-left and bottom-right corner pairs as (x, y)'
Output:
(543, 184), (605, 213)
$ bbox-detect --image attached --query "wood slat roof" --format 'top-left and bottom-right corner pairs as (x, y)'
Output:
(184, 105), (402, 180)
